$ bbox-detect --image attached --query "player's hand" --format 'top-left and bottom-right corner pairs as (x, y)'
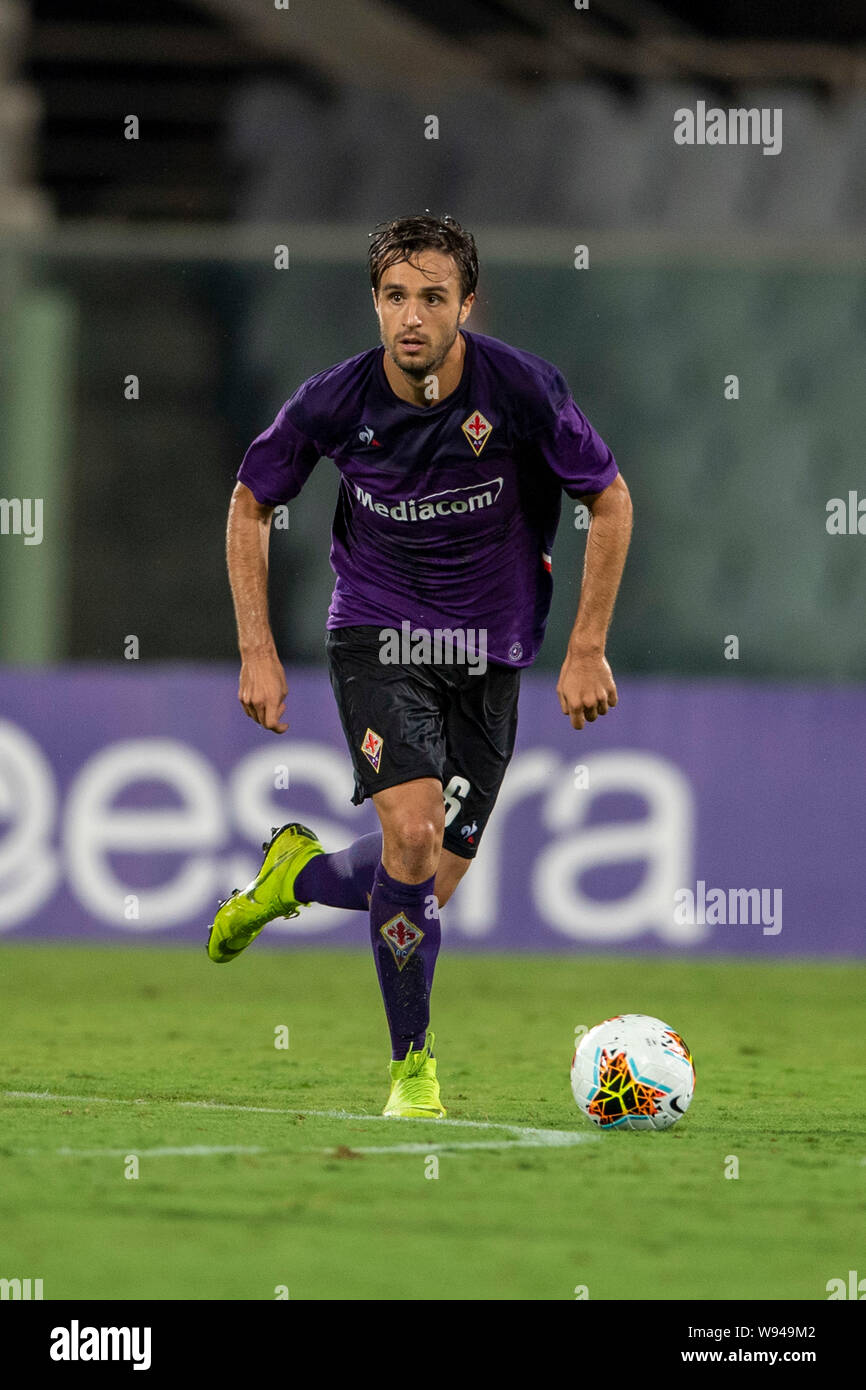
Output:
(238, 651), (289, 733)
(556, 649), (617, 730)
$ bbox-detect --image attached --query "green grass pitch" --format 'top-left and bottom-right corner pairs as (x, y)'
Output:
(1, 943), (863, 1301)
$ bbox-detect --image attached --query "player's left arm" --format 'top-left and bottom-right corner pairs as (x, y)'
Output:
(557, 473), (633, 731)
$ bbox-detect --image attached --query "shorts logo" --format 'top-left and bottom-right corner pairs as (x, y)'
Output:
(361, 727), (384, 772)
(380, 913), (424, 971)
(460, 821), (478, 845)
(461, 410), (493, 457)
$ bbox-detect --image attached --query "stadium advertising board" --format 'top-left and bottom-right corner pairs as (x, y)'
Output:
(0, 669), (860, 955)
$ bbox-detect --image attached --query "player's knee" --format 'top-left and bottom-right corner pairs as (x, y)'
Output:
(385, 817), (441, 871)
(393, 817), (441, 857)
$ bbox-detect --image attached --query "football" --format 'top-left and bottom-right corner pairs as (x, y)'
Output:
(571, 1014), (696, 1130)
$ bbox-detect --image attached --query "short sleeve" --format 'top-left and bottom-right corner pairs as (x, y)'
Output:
(237, 399), (322, 506)
(528, 372), (618, 498)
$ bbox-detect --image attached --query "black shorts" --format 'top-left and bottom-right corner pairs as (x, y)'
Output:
(325, 625), (521, 859)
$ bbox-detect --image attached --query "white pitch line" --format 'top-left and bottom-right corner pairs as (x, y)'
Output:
(18, 1136), (594, 1159)
(48, 1145), (265, 1158)
(4, 1090), (289, 1116)
(2, 1089), (597, 1147)
(336, 1136), (595, 1155)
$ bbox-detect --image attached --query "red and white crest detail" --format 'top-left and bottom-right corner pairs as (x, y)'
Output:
(361, 726), (384, 772)
(461, 410), (493, 456)
(380, 912), (424, 971)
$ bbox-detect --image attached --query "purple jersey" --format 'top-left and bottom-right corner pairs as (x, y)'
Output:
(237, 329), (617, 667)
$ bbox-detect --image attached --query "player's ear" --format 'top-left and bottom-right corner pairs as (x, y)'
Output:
(371, 286), (380, 312)
(458, 293), (475, 326)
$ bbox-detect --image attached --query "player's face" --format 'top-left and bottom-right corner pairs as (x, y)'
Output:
(373, 251), (473, 380)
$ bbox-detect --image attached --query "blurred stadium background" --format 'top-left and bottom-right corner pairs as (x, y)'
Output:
(1, 0), (865, 951)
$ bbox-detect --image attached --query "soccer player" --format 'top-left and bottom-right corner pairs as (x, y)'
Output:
(209, 214), (632, 1119)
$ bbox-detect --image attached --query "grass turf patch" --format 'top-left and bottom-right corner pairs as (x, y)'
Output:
(1, 943), (863, 1300)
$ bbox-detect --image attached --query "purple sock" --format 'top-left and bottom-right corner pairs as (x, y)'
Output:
(294, 831), (382, 910)
(369, 861), (441, 1060)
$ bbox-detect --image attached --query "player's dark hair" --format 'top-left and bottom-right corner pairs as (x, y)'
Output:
(369, 213), (478, 303)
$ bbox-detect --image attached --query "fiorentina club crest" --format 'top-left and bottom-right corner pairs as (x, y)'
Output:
(380, 912), (424, 971)
(361, 726), (384, 772)
(461, 409), (493, 456)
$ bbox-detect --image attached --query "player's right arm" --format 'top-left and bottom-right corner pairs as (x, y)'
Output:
(230, 382), (325, 730)
(226, 481), (288, 734)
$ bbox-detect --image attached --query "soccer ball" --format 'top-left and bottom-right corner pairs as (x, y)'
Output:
(570, 1013), (696, 1130)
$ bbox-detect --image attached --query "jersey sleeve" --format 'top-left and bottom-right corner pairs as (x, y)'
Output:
(236, 397), (322, 506)
(526, 369), (618, 498)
